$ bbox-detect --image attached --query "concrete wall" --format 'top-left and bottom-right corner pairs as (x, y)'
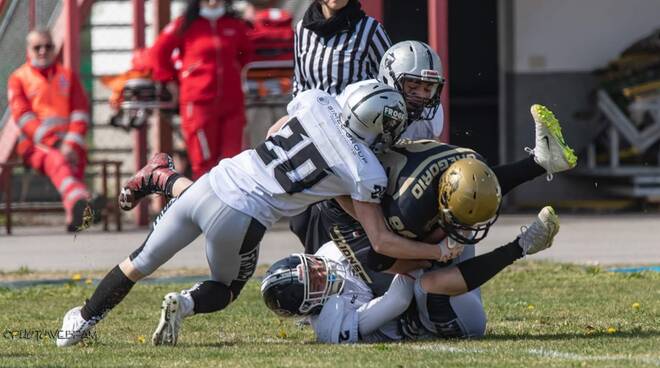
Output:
(513, 0), (660, 73)
(503, 0), (660, 207)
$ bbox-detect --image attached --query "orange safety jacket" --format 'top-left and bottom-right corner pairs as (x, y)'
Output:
(7, 62), (90, 155)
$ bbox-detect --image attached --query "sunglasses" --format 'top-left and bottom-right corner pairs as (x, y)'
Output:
(32, 43), (54, 52)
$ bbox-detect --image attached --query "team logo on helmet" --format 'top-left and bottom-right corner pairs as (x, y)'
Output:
(383, 105), (406, 123)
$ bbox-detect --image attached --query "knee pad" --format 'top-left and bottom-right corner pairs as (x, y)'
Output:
(188, 280), (233, 314)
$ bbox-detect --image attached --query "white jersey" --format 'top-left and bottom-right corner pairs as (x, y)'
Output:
(310, 242), (406, 344)
(336, 79), (444, 140)
(209, 90), (387, 228)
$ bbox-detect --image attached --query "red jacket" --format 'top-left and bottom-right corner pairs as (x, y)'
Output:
(7, 63), (90, 155)
(151, 15), (254, 107)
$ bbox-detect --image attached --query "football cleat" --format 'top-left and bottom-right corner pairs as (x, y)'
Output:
(518, 206), (560, 256)
(67, 199), (88, 232)
(152, 292), (193, 346)
(56, 306), (99, 347)
(118, 153), (177, 211)
(526, 104), (578, 180)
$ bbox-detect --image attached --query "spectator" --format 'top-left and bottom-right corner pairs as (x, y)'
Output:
(151, 0), (254, 179)
(7, 29), (99, 232)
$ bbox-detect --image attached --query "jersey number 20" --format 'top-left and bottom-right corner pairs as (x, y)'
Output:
(256, 117), (330, 194)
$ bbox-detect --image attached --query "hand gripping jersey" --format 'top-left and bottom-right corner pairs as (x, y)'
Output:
(336, 79), (444, 140)
(379, 139), (484, 239)
(209, 90), (387, 228)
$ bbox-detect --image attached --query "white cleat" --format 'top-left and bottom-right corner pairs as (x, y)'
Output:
(56, 306), (99, 347)
(519, 206), (560, 256)
(526, 104), (578, 180)
(152, 292), (193, 346)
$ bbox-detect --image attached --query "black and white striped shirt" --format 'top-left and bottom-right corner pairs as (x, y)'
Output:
(292, 16), (391, 97)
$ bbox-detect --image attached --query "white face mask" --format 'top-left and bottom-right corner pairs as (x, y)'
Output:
(30, 58), (53, 69)
(200, 5), (226, 20)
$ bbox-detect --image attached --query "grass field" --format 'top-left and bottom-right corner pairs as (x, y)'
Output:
(0, 261), (658, 368)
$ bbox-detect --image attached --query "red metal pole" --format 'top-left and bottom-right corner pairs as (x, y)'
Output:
(28, 0), (35, 30)
(428, 0), (450, 143)
(153, 0), (172, 155)
(360, 0), (383, 23)
(63, 0), (80, 73)
(133, 0), (149, 226)
(152, 0), (173, 210)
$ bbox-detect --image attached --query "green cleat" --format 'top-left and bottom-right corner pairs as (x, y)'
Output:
(527, 104), (578, 180)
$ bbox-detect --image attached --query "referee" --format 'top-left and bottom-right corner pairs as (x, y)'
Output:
(292, 0), (391, 97)
(289, 0), (392, 253)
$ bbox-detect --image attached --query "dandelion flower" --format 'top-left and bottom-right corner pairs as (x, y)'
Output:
(71, 273), (82, 282)
(137, 335), (145, 344)
(607, 327), (617, 334)
(632, 302), (640, 309)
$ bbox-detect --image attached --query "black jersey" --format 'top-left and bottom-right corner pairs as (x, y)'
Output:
(380, 139), (483, 240)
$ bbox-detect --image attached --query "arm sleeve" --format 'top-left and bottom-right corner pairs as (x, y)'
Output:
(357, 274), (414, 336)
(7, 73), (41, 142)
(64, 73), (90, 148)
(150, 18), (184, 82)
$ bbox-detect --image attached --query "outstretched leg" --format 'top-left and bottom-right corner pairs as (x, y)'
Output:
(492, 104), (578, 195)
(57, 176), (214, 347)
(408, 206), (559, 339)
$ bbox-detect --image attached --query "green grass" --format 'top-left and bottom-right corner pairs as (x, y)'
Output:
(0, 262), (658, 368)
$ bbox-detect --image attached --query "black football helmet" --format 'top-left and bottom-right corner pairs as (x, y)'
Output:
(261, 253), (345, 317)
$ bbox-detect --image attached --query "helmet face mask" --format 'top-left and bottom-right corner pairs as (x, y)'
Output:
(378, 41), (445, 121)
(437, 158), (502, 245)
(261, 254), (345, 317)
(438, 207), (499, 244)
(398, 74), (444, 121)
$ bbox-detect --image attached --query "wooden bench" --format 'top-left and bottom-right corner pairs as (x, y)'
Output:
(0, 160), (123, 234)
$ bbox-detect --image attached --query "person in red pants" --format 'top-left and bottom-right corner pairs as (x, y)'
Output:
(150, 0), (254, 179)
(7, 29), (102, 232)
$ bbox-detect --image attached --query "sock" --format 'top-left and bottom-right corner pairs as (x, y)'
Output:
(456, 240), (523, 291)
(187, 280), (232, 314)
(80, 266), (135, 321)
(491, 156), (545, 196)
(164, 173), (183, 198)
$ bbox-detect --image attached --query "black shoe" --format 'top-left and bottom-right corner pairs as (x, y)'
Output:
(67, 199), (88, 232)
(89, 194), (107, 224)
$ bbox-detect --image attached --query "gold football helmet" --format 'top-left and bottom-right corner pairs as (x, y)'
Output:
(438, 158), (502, 244)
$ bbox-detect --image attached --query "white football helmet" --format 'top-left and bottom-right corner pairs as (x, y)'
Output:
(378, 40), (445, 120)
(261, 254), (346, 317)
(343, 82), (408, 155)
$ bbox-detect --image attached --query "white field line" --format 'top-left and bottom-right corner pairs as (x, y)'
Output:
(410, 344), (660, 366)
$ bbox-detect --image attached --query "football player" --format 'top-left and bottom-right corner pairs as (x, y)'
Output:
(260, 203), (559, 343)
(56, 83), (452, 347)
